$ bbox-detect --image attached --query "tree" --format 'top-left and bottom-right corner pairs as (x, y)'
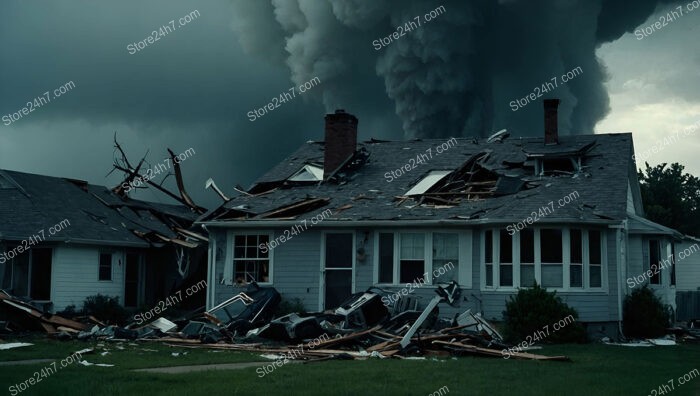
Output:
(637, 162), (700, 236)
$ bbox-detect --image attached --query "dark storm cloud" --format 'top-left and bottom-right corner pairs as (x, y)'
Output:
(231, 0), (683, 138)
(0, 0), (690, 209)
(0, 0), (379, 207)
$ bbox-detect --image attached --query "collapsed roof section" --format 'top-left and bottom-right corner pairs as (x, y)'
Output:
(198, 103), (636, 225)
(0, 169), (206, 249)
(199, 133), (634, 225)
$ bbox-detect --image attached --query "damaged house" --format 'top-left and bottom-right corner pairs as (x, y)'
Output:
(0, 169), (207, 314)
(199, 101), (699, 337)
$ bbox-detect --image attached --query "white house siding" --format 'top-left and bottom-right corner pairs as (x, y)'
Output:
(52, 246), (125, 311)
(270, 229), (321, 310)
(211, 228), (322, 311)
(210, 225), (629, 324)
(210, 227), (476, 316)
(676, 240), (700, 291)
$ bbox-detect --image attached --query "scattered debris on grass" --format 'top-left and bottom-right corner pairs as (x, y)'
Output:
(0, 342), (33, 350)
(0, 283), (571, 362)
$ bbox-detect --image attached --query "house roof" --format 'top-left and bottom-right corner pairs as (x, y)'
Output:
(200, 133), (637, 226)
(627, 213), (682, 237)
(0, 169), (201, 247)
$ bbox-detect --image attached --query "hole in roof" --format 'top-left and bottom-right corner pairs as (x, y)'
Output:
(289, 164), (323, 182)
(406, 170), (452, 196)
(537, 157), (579, 175)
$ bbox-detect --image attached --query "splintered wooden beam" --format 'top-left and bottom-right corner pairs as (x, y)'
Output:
(259, 198), (330, 219)
(167, 148), (199, 213)
(432, 341), (570, 361)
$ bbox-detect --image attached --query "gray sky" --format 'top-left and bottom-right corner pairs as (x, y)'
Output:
(0, 1), (698, 209)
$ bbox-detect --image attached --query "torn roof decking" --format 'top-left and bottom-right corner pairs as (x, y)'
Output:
(200, 134), (634, 225)
(0, 169), (203, 247)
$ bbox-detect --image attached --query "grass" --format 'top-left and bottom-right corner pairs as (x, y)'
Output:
(1, 338), (699, 395)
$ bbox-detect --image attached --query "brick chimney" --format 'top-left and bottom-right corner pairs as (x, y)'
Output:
(324, 109), (358, 179)
(544, 99), (560, 145)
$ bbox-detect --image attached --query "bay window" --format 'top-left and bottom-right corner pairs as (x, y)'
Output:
(484, 230), (493, 287)
(570, 229), (583, 288)
(482, 227), (605, 291)
(499, 230), (513, 287)
(589, 230), (602, 287)
(540, 229), (563, 288)
(520, 229), (535, 287)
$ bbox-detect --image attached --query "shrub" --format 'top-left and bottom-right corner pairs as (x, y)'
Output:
(55, 304), (78, 318)
(82, 294), (128, 325)
(502, 283), (587, 344)
(275, 297), (306, 317)
(623, 285), (670, 339)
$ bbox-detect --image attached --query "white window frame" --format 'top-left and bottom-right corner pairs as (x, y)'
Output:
(481, 227), (607, 293)
(373, 229), (472, 288)
(225, 231), (274, 286)
(98, 251), (114, 282)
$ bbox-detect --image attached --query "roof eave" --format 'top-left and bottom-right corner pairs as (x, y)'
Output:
(197, 218), (621, 228)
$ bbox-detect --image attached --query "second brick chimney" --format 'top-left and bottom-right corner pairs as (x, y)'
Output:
(324, 109), (358, 179)
(544, 99), (560, 145)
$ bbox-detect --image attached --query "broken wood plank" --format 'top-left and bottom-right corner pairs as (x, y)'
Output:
(309, 326), (382, 350)
(259, 198), (330, 219)
(432, 341), (570, 361)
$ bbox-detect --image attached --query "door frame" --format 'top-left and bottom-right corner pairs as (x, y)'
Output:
(123, 251), (144, 308)
(318, 230), (356, 311)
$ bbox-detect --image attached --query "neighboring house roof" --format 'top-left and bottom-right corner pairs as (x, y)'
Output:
(0, 169), (202, 247)
(200, 133), (637, 226)
(627, 213), (683, 237)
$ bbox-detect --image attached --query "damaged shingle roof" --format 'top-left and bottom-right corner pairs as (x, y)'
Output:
(0, 169), (200, 246)
(201, 134), (635, 225)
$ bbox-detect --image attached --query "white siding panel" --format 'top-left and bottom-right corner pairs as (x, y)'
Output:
(52, 246), (124, 311)
(676, 241), (700, 291)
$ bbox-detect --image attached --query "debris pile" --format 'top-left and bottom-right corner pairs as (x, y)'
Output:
(0, 284), (571, 362)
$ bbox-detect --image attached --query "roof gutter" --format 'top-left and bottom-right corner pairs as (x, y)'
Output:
(62, 238), (150, 248)
(197, 218), (622, 229)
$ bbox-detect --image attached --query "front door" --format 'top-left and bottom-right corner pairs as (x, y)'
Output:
(124, 253), (140, 307)
(323, 233), (354, 309)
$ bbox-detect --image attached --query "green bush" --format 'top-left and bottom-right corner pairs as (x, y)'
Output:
(275, 297), (306, 317)
(82, 294), (128, 325)
(55, 304), (78, 318)
(623, 285), (670, 339)
(502, 283), (587, 344)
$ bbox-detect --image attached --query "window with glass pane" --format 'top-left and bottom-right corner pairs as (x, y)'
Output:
(589, 230), (602, 287)
(432, 233), (458, 283)
(671, 243), (676, 286)
(234, 234), (270, 284)
(400, 233), (425, 283)
(484, 230), (493, 287)
(540, 229), (563, 288)
(520, 229), (535, 287)
(499, 230), (513, 287)
(99, 253), (112, 281)
(648, 239), (660, 285)
(570, 229), (583, 288)
(378, 233), (394, 283)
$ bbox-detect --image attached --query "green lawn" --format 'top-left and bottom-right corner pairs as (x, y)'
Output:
(1, 338), (699, 395)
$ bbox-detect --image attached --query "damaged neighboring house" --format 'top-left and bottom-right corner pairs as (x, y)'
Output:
(0, 169), (208, 313)
(199, 101), (699, 337)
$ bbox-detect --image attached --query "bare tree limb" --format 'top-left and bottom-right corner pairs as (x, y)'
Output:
(168, 148), (197, 210)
